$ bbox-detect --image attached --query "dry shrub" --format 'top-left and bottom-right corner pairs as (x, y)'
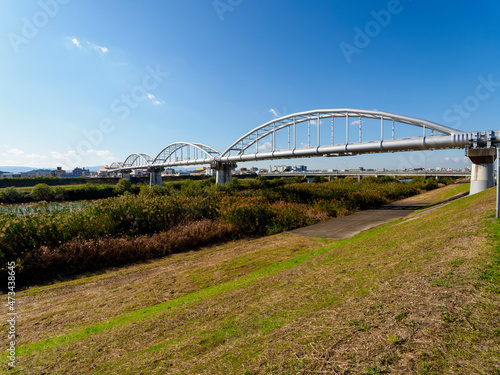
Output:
(269, 201), (329, 234)
(219, 196), (275, 236)
(20, 220), (235, 286)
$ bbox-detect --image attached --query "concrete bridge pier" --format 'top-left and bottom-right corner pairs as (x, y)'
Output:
(468, 148), (496, 195)
(121, 170), (132, 180)
(212, 162), (237, 185)
(149, 167), (164, 188)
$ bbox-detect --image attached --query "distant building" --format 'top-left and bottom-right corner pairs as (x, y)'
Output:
(162, 168), (175, 175)
(269, 165), (292, 172)
(50, 167), (66, 177)
(96, 166), (115, 177)
(292, 165), (307, 172)
(0, 173), (21, 178)
(131, 169), (150, 177)
(71, 167), (90, 177)
(18, 169), (51, 178)
(190, 167), (209, 176)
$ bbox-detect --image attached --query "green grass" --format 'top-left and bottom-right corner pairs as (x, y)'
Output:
(6, 186), (500, 374)
(430, 182), (470, 203)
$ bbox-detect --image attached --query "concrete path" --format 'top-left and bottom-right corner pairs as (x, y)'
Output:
(288, 201), (431, 240)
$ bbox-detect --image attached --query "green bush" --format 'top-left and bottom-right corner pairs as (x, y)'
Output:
(1, 187), (23, 203)
(313, 176), (328, 183)
(220, 196), (275, 235)
(30, 184), (54, 201)
(424, 177), (439, 191)
(115, 179), (132, 194)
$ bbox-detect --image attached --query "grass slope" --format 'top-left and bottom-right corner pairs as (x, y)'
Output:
(3, 184), (500, 374)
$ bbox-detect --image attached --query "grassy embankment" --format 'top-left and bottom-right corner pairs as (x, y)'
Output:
(3, 183), (500, 374)
(1, 177), (430, 286)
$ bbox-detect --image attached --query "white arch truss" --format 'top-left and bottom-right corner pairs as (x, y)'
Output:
(221, 109), (462, 158)
(122, 153), (154, 168)
(109, 108), (499, 172)
(152, 142), (220, 166)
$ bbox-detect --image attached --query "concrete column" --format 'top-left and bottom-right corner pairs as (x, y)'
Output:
(211, 162), (237, 185)
(121, 170), (131, 180)
(307, 177), (314, 183)
(468, 148), (496, 195)
(149, 167), (164, 188)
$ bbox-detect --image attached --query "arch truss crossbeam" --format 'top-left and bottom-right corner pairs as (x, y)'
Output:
(152, 142), (221, 167)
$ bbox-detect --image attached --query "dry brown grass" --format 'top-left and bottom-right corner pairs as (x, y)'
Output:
(13, 234), (326, 346)
(21, 219), (236, 285)
(4, 185), (500, 374)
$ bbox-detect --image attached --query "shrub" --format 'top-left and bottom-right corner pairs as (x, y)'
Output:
(115, 179), (132, 194)
(19, 220), (236, 285)
(1, 187), (23, 203)
(424, 177), (439, 191)
(30, 184), (54, 201)
(220, 196), (275, 236)
(313, 176), (328, 183)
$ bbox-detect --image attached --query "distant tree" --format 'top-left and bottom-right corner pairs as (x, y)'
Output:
(115, 179), (132, 194)
(30, 184), (54, 201)
(2, 187), (23, 203)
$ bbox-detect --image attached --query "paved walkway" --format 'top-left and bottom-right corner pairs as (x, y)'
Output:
(288, 193), (465, 239)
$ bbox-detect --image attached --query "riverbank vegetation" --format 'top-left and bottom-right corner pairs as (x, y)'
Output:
(1, 177), (444, 286)
(6, 184), (499, 374)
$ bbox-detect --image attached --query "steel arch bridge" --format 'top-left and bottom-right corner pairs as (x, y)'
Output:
(108, 108), (500, 191)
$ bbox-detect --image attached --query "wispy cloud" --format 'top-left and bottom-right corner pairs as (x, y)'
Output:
(6, 148), (24, 156)
(71, 38), (81, 48)
(0, 148), (115, 169)
(71, 37), (109, 54)
(260, 142), (272, 151)
(269, 108), (279, 118)
(51, 151), (76, 160)
(351, 120), (361, 127)
(147, 93), (162, 105)
(87, 41), (108, 53)
(87, 149), (115, 160)
(26, 153), (48, 159)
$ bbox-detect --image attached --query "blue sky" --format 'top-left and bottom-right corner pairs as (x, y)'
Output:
(1, 0), (500, 171)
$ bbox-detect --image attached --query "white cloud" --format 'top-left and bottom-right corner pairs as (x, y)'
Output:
(7, 148), (24, 156)
(51, 151), (76, 160)
(87, 41), (108, 53)
(146, 93), (162, 105)
(260, 142), (272, 151)
(269, 108), (279, 118)
(26, 153), (48, 159)
(87, 149), (115, 160)
(71, 37), (109, 54)
(0, 148), (117, 169)
(351, 120), (361, 127)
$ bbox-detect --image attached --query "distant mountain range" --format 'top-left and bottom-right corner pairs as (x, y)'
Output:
(0, 166), (104, 174)
(0, 166), (199, 174)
